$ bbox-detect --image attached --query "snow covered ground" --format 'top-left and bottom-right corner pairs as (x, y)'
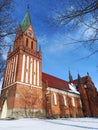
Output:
(0, 118), (98, 130)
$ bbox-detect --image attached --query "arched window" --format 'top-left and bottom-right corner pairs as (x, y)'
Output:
(63, 96), (67, 106)
(79, 99), (82, 107)
(72, 97), (75, 107)
(31, 41), (33, 49)
(53, 93), (57, 105)
(26, 38), (28, 47)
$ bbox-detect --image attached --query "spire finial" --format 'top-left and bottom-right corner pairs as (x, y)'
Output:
(87, 72), (89, 76)
(27, 4), (30, 11)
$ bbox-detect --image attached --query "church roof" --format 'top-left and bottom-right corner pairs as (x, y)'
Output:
(20, 12), (31, 32)
(42, 72), (70, 91)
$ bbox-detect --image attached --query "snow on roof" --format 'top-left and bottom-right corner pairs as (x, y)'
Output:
(42, 72), (79, 95)
(68, 83), (80, 94)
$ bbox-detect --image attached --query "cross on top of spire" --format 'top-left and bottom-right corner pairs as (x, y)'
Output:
(27, 4), (30, 11)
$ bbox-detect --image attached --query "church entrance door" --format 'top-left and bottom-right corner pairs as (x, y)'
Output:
(1, 100), (8, 118)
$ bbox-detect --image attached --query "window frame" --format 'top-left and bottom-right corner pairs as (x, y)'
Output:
(53, 93), (57, 105)
(31, 41), (33, 49)
(63, 95), (67, 106)
(72, 97), (75, 107)
(26, 38), (28, 47)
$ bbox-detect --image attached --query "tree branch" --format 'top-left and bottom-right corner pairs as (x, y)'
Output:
(0, 32), (15, 38)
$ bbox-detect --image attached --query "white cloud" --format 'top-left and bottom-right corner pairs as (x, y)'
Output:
(68, 5), (75, 11)
(43, 32), (76, 55)
(84, 28), (96, 38)
(48, 42), (65, 53)
(3, 53), (7, 60)
(76, 18), (97, 40)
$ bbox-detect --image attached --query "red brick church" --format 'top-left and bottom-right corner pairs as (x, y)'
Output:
(0, 12), (98, 118)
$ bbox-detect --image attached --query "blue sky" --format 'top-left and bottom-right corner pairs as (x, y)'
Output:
(1, 0), (98, 90)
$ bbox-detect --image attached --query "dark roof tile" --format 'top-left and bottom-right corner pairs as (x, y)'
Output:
(42, 72), (69, 91)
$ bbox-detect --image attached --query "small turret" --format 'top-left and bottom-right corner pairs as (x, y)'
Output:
(69, 70), (73, 82)
(87, 72), (92, 81)
(8, 45), (12, 56)
(78, 73), (83, 84)
(87, 72), (89, 76)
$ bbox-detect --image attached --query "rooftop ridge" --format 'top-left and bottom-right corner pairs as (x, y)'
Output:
(42, 72), (68, 83)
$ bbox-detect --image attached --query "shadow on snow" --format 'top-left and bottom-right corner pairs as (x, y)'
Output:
(44, 120), (98, 130)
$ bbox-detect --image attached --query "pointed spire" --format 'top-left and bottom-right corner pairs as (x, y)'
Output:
(69, 70), (73, 82)
(87, 72), (91, 79)
(87, 72), (92, 81)
(87, 72), (89, 76)
(20, 11), (31, 32)
(78, 73), (83, 84)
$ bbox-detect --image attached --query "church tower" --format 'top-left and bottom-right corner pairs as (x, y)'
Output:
(0, 12), (45, 118)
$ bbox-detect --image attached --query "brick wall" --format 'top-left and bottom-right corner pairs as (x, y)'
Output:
(43, 84), (83, 118)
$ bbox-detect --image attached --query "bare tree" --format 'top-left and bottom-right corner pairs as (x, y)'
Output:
(0, 0), (16, 80)
(49, 0), (98, 57)
(0, 0), (16, 40)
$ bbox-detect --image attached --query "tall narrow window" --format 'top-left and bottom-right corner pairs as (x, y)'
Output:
(63, 96), (67, 106)
(26, 38), (28, 47)
(31, 41), (33, 49)
(72, 97), (75, 107)
(79, 99), (82, 107)
(53, 93), (57, 105)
